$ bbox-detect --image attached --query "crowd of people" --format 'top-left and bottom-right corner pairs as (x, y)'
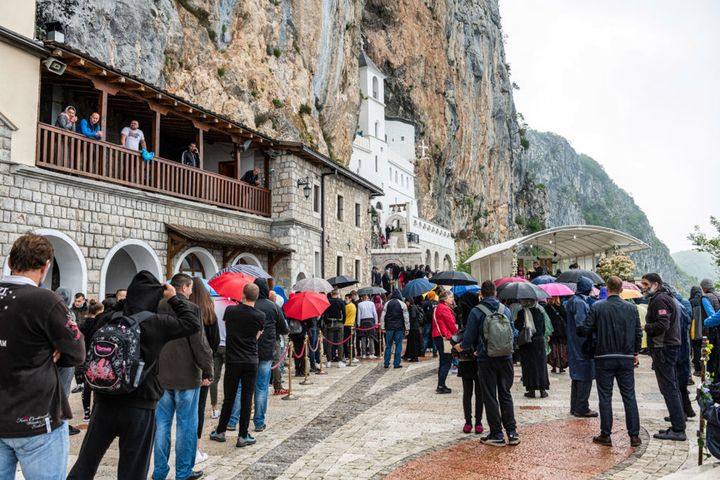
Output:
(2, 232), (720, 480)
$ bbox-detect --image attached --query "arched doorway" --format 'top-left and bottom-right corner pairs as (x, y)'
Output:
(4, 229), (88, 295)
(173, 247), (219, 278)
(231, 252), (262, 267)
(434, 252), (440, 271)
(100, 239), (162, 299)
(443, 254), (453, 271)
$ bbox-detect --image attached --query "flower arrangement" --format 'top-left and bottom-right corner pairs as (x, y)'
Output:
(697, 341), (715, 461)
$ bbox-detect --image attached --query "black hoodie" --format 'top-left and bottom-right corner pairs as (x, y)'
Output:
(93, 271), (200, 409)
(254, 279), (289, 361)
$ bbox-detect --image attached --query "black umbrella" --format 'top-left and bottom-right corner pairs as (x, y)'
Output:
(429, 271), (478, 286)
(556, 269), (604, 285)
(497, 282), (550, 301)
(357, 286), (387, 296)
(326, 275), (358, 289)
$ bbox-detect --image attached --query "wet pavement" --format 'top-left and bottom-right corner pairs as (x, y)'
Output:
(33, 351), (712, 479)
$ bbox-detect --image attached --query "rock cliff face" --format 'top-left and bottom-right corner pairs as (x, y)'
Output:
(523, 130), (691, 288)
(37, 0), (534, 246)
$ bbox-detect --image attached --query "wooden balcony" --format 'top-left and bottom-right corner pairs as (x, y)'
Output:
(36, 123), (271, 217)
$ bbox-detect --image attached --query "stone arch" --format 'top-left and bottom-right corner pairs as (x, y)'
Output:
(3, 229), (88, 295)
(100, 239), (162, 299)
(434, 251), (440, 271)
(231, 252), (262, 267)
(173, 246), (219, 278)
(385, 213), (407, 231)
(425, 249), (431, 266)
(443, 254), (453, 271)
(295, 272), (307, 285)
(380, 258), (404, 270)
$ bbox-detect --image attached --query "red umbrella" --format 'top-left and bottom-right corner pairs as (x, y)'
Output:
(538, 282), (575, 297)
(283, 291), (330, 321)
(208, 272), (256, 301)
(494, 276), (529, 287)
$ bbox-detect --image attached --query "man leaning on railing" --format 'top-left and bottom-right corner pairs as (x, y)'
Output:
(79, 112), (103, 140)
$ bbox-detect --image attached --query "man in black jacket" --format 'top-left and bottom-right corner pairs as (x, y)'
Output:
(381, 290), (409, 369)
(371, 266), (382, 287)
(0, 234), (86, 479)
(69, 271), (201, 480)
(226, 279), (288, 432)
(641, 272), (686, 441)
(324, 289), (347, 367)
(582, 276), (642, 447)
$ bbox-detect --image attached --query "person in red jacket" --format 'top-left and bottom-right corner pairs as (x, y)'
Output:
(432, 290), (459, 393)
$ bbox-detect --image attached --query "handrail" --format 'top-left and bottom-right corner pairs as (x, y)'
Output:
(36, 123), (271, 217)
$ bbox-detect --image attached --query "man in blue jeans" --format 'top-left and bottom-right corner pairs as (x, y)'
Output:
(227, 279), (288, 432)
(581, 276), (642, 447)
(0, 234), (85, 479)
(154, 274), (213, 480)
(381, 290), (409, 368)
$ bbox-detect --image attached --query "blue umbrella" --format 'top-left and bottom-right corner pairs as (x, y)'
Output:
(531, 275), (556, 285)
(452, 284), (480, 296)
(403, 278), (435, 299)
(273, 285), (288, 302)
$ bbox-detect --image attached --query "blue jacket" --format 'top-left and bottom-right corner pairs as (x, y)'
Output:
(79, 118), (101, 139)
(459, 297), (515, 362)
(565, 293), (595, 381)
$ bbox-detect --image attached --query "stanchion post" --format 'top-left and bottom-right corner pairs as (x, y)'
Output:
(317, 330), (328, 375)
(379, 325), (385, 358)
(282, 341), (297, 400)
(300, 333), (313, 385)
(348, 327), (357, 367)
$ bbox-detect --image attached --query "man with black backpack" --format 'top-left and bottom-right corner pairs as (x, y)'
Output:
(69, 270), (201, 480)
(457, 281), (519, 447)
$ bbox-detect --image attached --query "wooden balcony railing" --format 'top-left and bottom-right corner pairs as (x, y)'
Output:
(36, 123), (271, 217)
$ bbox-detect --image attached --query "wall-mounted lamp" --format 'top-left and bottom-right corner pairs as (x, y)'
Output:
(296, 176), (312, 199)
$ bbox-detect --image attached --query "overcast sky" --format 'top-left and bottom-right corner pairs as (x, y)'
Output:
(499, 0), (720, 252)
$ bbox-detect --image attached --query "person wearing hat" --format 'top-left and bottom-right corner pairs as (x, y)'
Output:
(565, 276), (598, 418)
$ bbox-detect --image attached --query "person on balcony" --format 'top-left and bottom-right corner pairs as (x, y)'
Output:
(79, 112), (103, 140)
(121, 120), (147, 152)
(55, 105), (77, 132)
(241, 167), (262, 186)
(181, 142), (200, 167)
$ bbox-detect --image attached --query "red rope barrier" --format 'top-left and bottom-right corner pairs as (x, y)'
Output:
(308, 335), (320, 353)
(292, 341), (306, 359)
(324, 334), (353, 346)
(355, 324), (380, 332)
(271, 344), (289, 370)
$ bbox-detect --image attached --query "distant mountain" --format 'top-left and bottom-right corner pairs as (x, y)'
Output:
(521, 130), (693, 289)
(671, 250), (718, 283)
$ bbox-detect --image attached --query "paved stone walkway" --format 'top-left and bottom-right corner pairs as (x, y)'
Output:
(36, 353), (716, 479)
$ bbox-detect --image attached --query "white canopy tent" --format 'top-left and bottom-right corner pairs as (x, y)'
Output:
(464, 225), (650, 282)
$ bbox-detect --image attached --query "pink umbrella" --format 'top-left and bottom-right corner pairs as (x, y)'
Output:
(622, 281), (641, 292)
(494, 276), (529, 287)
(538, 283), (575, 297)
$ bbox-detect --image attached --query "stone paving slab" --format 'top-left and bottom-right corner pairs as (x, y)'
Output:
(17, 355), (707, 479)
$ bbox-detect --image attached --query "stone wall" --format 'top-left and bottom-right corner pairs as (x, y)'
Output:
(0, 124), (11, 162)
(0, 160), (271, 298)
(324, 173), (372, 285)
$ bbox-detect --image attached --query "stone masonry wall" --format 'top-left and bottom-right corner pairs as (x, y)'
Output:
(0, 160), (271, 298)
(324, 173), (372, 286)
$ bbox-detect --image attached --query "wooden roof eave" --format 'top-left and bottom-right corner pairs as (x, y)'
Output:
(48, 46), (276, 147)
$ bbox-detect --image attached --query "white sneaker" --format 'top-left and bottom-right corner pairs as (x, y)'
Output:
(369, 355), (377, 359)
(196, 450), (209, 464)
(337, 361), (346, 368)
(325, 361), (331, 369)
(211, 409), (219, 419)
(362, 355), (368, 359)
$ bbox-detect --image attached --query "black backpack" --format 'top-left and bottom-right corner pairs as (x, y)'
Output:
(83, 311), (153, 394)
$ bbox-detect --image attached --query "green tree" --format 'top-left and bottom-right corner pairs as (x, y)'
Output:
(456, 242), (480, 274)
(689, 216), (720, 269)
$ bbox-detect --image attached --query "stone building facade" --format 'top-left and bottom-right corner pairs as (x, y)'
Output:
(0, 18), (381, 298)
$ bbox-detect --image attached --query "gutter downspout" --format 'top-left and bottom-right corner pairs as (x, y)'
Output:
(320, 168), (338, 278)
